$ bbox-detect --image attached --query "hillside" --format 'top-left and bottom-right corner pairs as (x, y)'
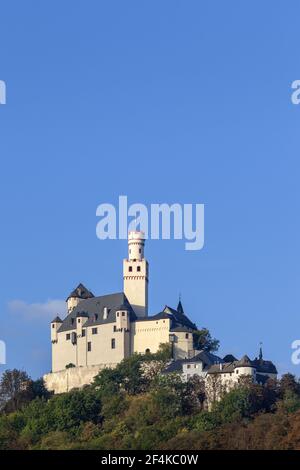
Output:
(1, 350), (300, 450)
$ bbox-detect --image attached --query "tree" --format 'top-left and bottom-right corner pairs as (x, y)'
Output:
(279, 373), (300, 398)
(0, 369), (31, 413)
(193, 329), (219, 352)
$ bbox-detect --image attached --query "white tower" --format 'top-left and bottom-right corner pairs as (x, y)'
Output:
(123, 231), (148, 318)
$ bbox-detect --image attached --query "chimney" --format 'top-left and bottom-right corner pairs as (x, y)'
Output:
(103, 307), (108, 320)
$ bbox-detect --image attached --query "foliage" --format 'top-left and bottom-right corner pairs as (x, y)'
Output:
(2, 362), (300, 450)
(192, 329), (220, 352)
(0, 369), (50, 414)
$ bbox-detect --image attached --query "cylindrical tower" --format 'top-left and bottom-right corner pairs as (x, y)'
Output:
(128, 231), (145, 260)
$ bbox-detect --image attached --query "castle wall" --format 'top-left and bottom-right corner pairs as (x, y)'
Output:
(52, 321), (131, 372)
(44, 364), (116, 394)
(132, 318), (171, 355)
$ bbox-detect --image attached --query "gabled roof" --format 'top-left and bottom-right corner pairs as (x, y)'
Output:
(223, 354), (237, 363)
(134, 302), (197, 332)
(58, 292), (136, 333)
(66, 283), (94, 301)
(163, 304), (197, 331)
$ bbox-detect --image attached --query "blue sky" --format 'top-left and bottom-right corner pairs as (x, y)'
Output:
(0, 1), (300, 378)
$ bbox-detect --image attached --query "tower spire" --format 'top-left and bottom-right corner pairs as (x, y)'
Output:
(177, 295), (184, 314)
(259, 342), (263, 361)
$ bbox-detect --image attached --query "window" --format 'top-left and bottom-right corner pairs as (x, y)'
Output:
(129, 266), (132, 272)
(113, 325), (117, 332)
(52, 324), (55, 329)
(187, 364), (191, 369)
(122, 312), (125, 317)
(87, 342), (91, 352)
(137, 266), (141, 272)
(185, 333), (189, 339)
(236, 370), (239, 374)
(77, 318), (81, 323)
(82, 329), (86, 337)
(111, 338), (116, 349)
(66, 334), (70, 341)
(92, 327), (98, 335)
(139, 248), (141, 253)
(145, 348), (150, 354)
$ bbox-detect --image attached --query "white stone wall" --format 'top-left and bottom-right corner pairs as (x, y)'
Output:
(44, 364), (116, 394)
(52, 319), (131, 372)
(131, 318), (171, 355)
(174, 332), (194, 359)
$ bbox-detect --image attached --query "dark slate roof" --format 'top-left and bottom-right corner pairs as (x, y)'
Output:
(223, 354), (237, 362)
(163, 305), (197, 330)
(162, 350), (223, 375)
(58, 292), (136, 333)
(177, 300), (184, 314)
(162, 360), (185, 374)
(236, 355), (252, 367)
(207, 362), (237, 374)
(207, 355), (278, 375)
(193, 351), (223, 367)
(170, 326), (193, 333)
(66, 283), (94, 301)
(51, 316), (63, 323)
(252, 358), (278, 374)
(134, 302), (197, 332)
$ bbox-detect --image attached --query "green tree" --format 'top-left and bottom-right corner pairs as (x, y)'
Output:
(0, 369), (31, 413)
(193, 329), (219, 352)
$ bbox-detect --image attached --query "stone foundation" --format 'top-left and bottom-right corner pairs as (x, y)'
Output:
(44, 363), (117, 394)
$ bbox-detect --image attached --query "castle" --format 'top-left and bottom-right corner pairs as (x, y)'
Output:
(44, 231), (277, 394)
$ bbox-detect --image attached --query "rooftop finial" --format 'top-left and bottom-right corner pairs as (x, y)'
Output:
(259, 342), (263, 361)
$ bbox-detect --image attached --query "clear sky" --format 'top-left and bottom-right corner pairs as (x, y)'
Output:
(0, 1), (300, 378)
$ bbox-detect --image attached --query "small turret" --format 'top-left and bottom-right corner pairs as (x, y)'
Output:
(51, 316), (62, 342)
(66, 283), (94, 313)
(115, 305), (130, 331)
